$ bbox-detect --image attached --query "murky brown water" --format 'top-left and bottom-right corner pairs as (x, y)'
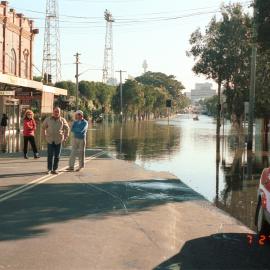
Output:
(1, 115), (267, 230)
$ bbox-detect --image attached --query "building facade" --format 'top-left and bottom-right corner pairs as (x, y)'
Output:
(190, 83), (216, 103)
(0, 1), (66, 116)
(0, 2), (67, 152)
(0, 1), (36, 79)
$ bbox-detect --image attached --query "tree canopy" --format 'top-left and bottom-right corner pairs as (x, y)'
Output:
(188, 4), (254, 121)
(53, 71), (188, 120)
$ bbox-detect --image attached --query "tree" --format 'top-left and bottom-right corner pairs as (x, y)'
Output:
(200, 95), (219, 117)
(135, 71), (186, 113)
(95, 83), (116, 112)
(55, 81), (76, 97)
(79, 81), (96, 100)
(142, 85), (156, 119)
(187, 3), (252, 161)
(256, 0), (270, 49)
(135, 71), (185, 100)
(152, 87), (169, 117)
(256, 50), (270, 118)
(188, 4), (252, 120)
(33, 76), (42, 82)
(112, 79), (144, 119)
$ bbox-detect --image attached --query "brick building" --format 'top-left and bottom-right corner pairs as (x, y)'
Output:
(0, 1), (67, 135)
(0, 1), (37, 79)
(0, 1), (67, 153)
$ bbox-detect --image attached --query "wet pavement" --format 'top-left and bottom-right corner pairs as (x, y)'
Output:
(0, 115), (267, 231)
(1, 152), (269, 270)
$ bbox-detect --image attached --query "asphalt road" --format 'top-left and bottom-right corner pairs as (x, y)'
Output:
(0, 150), (269, 270)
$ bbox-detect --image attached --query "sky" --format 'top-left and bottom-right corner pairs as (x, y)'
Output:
(10, 0), (251, 91)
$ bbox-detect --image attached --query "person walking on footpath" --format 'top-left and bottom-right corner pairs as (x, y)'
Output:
(67, 110), (88, 172)
(42, 107), (70, 174)
(0, 113), (8, 135)
(23, 110), (40, 159)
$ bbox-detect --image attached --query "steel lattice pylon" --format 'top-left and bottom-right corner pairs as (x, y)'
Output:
(42, 0), (61, 83)
(102, 10), (115, 85)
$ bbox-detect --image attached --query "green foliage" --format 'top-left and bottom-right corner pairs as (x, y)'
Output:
(188, 4), (251, 83)
(135, 71), (187, 113)
(255, 49), (270, 118)
(135, 72), (185, 99)
(94, 82), (116, 112)
(112, 79), (144, 115)
(256, 0), (270, 48)
(200, 95), (219, 117)
(56, 72), (186, 120)
(55, 81), (76, 97)
(188, 3), (252, 121)
(79, 81), (96, 100)
(33, 76), (42, 82)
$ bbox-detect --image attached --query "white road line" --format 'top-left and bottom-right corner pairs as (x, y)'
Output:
(0, 151), (106, 203)
(0, 174), (49, 199)
(0, 174), (60, 203)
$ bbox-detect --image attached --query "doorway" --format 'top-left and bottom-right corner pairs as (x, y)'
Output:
(1, 98), (20, 153)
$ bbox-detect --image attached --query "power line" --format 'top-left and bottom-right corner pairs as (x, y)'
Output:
(32, 10), (225, 29)
(13, 1), (252, 21)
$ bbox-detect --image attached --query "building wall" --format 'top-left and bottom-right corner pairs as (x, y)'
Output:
(191, 83), (216, 103)
(0, 1), (37, 80)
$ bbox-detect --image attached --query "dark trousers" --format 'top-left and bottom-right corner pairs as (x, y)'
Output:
(24, 136), (38, 155)
(47, 142), (62, 171)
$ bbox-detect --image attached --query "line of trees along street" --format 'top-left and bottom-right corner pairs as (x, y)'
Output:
(54, 72), (190, 121)
(187, 3), (270, 127)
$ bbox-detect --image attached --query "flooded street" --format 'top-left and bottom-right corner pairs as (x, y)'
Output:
(0, 115), (264, 231)
(87, 115), (262, 231)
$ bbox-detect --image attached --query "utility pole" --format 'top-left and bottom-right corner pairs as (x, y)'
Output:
(216, 80), (222, 162)
(116, 70), (126, 121)
(74, 53), (81, 111)
(247, 0), (258, 150)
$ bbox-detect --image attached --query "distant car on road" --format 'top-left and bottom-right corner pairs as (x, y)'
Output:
(255, 167), (270, 234)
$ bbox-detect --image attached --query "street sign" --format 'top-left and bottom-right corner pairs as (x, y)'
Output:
(0, 90), (15, 96)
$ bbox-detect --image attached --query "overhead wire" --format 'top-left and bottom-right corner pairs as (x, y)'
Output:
(33, 4), (253, 30)
(14, 0), (252, 22)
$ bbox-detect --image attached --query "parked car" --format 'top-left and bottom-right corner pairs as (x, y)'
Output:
(255, 167), (270, 234)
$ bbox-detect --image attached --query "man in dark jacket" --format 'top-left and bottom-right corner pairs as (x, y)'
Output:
(1, 114), (8, 135)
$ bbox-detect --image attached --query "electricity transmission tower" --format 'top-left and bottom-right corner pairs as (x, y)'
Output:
(102, 10), (115, 85)
(42, 0), (61, 84)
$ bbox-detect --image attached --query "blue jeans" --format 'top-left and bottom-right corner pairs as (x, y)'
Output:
(47, 142), (62, 171)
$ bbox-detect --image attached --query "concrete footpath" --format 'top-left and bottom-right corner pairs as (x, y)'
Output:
(0, 150), (269, 270)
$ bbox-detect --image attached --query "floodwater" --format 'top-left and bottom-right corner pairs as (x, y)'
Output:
(87, 115), (264, 231)
(0, 115), (266, 230)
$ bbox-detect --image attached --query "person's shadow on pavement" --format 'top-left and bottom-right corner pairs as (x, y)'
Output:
(154, 233), (270, 270)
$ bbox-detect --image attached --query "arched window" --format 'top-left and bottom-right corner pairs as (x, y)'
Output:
(10, 49), (16, 75)
(23, 50), (29, 78)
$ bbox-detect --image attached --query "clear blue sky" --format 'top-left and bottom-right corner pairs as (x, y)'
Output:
(10, 0), (251, 91)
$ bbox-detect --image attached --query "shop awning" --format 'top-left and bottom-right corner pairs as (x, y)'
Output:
(0, 73), (67, 96)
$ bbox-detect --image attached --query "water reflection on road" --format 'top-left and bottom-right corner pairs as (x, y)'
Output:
(1, 114), (266, 230)
(88, 115), (263, 231)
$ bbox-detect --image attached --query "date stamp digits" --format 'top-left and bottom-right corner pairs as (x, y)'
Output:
(247, 234), (270, 246)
